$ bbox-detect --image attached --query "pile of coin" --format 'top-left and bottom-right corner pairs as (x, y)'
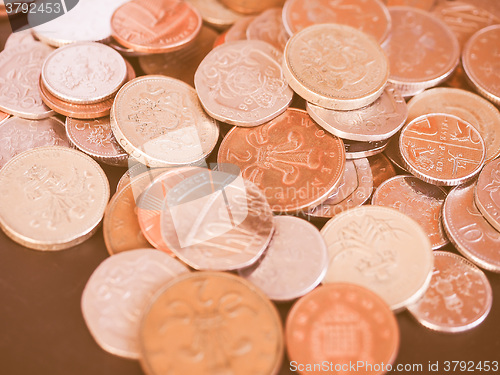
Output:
(0, 0), (499, 374)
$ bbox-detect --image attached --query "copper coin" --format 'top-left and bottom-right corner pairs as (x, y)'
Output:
(383, 7), (460, 97)
(372, 175), (448, 249)
(407, 87), (500, 162)
(81, 249), (189, 359)
(443, 181), (500, 273)
(111, 0), (202, 54)
(475, 158), (500, 232)
(238, 216), (328, 301)
(0, 111), (9, 125)
(246, 8), (289, 51)
(106, 39), (150, 58)
(220, 0), (286, 15)
(400, 113), (485, 186)
(116, 166), (170, 193)
(0, 44), (55, 120)
(4, 29), (40, 50)
(384, 134), (408, 172)
(218, 109), (346, 213)
(111, 75), (219, 167)
(195, 40), (293, 127)
(462, 25), (500, 105)
(308, 158), (373, 218)
(160, 169), (275, 271)
(187, 0), (243, 30)
(283, 0), (392, 45)
(138, 26), (219, 87)
(139, 272), (283, 375)
(368, 153), (397, 188)
(225, 16), (255, 42)
(432, 1), (500, 48)
(408, 251), (493, 333)
(345, 139), (389, 159)
(307, 85), (408, 142)
(283, 24), (389, 111)
(383, 0), (436, 11)
(65, 117), (128, 167)
(444, 63), (474, 91)
(0, 117), (69, 169)
(286, 283), (399, 375)
(213, 32), (226, 48)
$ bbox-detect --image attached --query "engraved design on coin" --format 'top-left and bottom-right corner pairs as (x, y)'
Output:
(475, 159), (500, 232)
(81, 249), (189, 359)
(246, 8), (289, 51)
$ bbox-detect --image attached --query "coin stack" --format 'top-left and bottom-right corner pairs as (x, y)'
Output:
(0, 0), (499, 375)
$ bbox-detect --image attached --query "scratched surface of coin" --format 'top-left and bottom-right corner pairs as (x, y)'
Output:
(0, 117), (69, 169)
(369, 153), (397, 188)
(246, 8), (288, 51)
(283, 24), (389, 111)
(443, 182), (500, 273)
(195, 40), (293, 127)
(383, 7), (460, 96)
(218, 109), (346, 213)
(187, 0), (242, 29)
(400, 114), (485, 186)
(308, 158), (373, 218)
(111, 76), (219, 167)
(111, 0), (202, 54)
(42, 42), (127, 105)
(462, 25), (500, 105)
(372, 175), (448, 249)
(286, 283), (399, 375)
(283, 0), (392, 45)
(321, 206), (434, 310)
(407, 88), (500, 162)
(306, 85), (408, 142)
(139, 272), (283, 375)
(238, 216), (328, 301)
(0, 44), (55, 119)
(408, 251), (492, 333)
(475, 159), (500, 233)
(0, 146), (109, 251)
(81, 249), (190, 359)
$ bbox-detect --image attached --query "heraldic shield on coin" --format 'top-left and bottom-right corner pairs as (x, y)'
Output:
(7, 1), (79, 32)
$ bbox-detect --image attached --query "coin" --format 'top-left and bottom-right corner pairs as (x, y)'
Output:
(218, 109), (346, 213)
(283, 0), (392, 45)
(160, 170), (275, 270)
(111, 75), (219, 167)
(475, 159), (500, 233)
(407, 88), (500, 162)
(65, 117), (128, 167)
(246, 8), (289, 51)
(444, 63), (474, 91)
(116, 166), (169, 194)
(0, 117), (69, 169)
(399, 113), (485, 186)
(111, 0), (202, 54)
(307, 158), (373, 218)
(442, 181), (500, 273)
(41, 42), (127, 105)
(321, 206), (434, 310)
(0, 44), (55, 120)
(4, 29), (40, 50)
(369, 153), (397, 188)
(225, 16), (255, 42)
(462, 25), (500, 106)
(0, 146), (109, 251)
(106, 39), (150, 58)
(383, 7), (460, 97)
(81, 249), (189, 359)
(0, 111), (8, 125)
(384, 134), (408, 172)
(306, 85), (408, 142)
(408, 251), (493, 333)
(345, 139), (389, 159)
(195, 40), (293, 127)
(372, 175), (448, 249)
(139, 26), (219, 87)
(286, 283), (399, 375)
(283, 24), (389, 110)
(383, 0), (436, 11)
(238, 216), (328, 301)
(220, 0), (286, 14)
(187, 0), (243, 30)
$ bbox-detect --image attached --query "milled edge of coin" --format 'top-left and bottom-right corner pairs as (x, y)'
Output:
(345, 139), (389, 159)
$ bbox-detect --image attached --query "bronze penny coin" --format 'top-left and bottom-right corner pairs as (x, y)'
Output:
(383, 7), (460, 97)
(111, 0), (202, 54)
(220, 0), (286, 15)
(462, 25), (500, 106)
(218, 108), (346, 213)
(408, 251), (493, 333)
(116, 166), (170, 193)
(139, 272), (283, 375)
(286, 283), (399, 375)
(368, 153), (397, 189)
(283, 0), (392, 45)
(400, 113), (485, 186)
(475, 158), (500, 232)
(345, 139), (389, 159)
(383, 0), (436, 11)
(443, 181), (500, 273)
(372, 175), (449, 249)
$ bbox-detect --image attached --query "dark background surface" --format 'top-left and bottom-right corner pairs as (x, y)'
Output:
(0, 16), (499, 375)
